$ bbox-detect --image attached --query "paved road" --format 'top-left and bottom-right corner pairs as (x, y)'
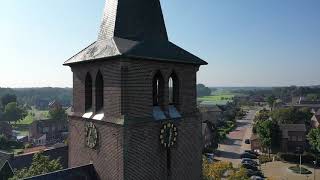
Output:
(216, 109), (257, 165)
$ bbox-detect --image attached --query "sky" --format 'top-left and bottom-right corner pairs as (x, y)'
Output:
(0, 0), (320, 88)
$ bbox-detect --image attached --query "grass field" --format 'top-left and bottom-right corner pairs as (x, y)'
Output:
(13, 108), (49, 136)
(198, 94), (234, 105)
(198, 88), (248, 105)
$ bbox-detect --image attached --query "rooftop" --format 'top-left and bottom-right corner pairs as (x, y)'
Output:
(64, 0), (207, 66)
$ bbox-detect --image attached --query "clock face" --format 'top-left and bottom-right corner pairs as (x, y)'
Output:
(85, 122), (98, 149)
(160, 122), (178, 148)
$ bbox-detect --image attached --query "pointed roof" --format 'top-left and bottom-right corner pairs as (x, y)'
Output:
(64, 0), (207, 66)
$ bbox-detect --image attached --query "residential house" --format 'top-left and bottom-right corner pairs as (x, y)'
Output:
(202, 123), (214, 150)
(199, 105), (224, 125)
(35, 99), (50, 110)
(311, 115), (320, 128)
(49, 100), (62, 111)
(279, 124), (306, 152)
(0, 145), (68, 179)
(29, 119), (68, 146)
(250, 134), (261, 152)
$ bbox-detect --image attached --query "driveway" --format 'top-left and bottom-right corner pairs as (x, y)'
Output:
(215, 109), (257, 165)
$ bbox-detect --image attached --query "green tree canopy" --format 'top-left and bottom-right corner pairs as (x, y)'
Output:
(256, 120), (280, 153)
(10, 152), (63, 180)
(266, 95), (276, 109)
(3, 102), (27, 123)
(270, 107), (312, 124)
(197, 84), (212, 97)
(1, 94), (17, 107)
(307, 128), (320, 154)
(49, 107), (67, 121)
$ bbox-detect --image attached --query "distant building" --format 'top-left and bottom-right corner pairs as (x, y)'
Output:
(48, 100), (62, 111)
(199, 105), (224, 124)
(35, 99), (50, 110)
(311, 115), (320, 128)
(29, 119), (68, 146)
(279, 124), (306, 152)
(250, 134), (261, 152)
(202, 123), (214, 150)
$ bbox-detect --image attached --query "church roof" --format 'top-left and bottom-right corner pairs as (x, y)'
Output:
(23, 164), (98, 180)
(64, 0), (207, 66)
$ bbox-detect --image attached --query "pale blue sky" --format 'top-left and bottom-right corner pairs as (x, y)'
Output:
(0, 0), (320, 88)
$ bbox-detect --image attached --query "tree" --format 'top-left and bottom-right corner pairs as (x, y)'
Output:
(228, 167), (248, 180)
(197, 84), (212, 97)
(267, 95), (276, 110)
(203, 160), (233, 180)
(0, 134), (8, 149)
(203, 159), (249, 180)
(3, 102), (27, 124)
(270, 107), (312, 124)
(49, 107), (67, 121)
(1, 94), (17, 107)
(307, 128), (320, 155)
(10, 152), (63, 180)
(256, 120), (280, 156)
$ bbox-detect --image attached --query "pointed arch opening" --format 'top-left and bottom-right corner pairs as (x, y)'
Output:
(85, 73), (93, 112)
(95, 71), (104, 112)
(153, 71), (164, 106)
(168, 72), (179, 105)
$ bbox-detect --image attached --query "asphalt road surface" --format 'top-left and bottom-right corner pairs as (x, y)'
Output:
(216, 109), (257, 165)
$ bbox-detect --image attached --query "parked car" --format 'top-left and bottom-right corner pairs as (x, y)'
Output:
(244, 150), (260, 156)
(245, 139), (251, 144)
(247, 169), (264, 177)
(250, 176), (265, 180)
(240, 152), (257, 159)
(242, 163), (258, 171)
(241, 158), (258, 166)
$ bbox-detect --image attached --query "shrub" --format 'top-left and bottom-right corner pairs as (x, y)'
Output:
(259, 154), (272, 164)
(24, 143), (32, 149)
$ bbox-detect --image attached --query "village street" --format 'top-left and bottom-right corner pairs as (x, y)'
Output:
(215, 108), (257, 165)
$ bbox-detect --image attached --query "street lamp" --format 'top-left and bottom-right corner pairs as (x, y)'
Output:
(313, 160), (316, 180)
(295, 146), (303, 174)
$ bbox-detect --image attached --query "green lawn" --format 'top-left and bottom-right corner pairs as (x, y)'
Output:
(198, 95), (234, 105)
(13, 108), (49, 136)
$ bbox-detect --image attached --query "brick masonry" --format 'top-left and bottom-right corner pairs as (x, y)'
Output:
(68, 58), (202, 180)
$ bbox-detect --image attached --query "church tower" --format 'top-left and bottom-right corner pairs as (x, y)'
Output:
(64, 0), (207, 179)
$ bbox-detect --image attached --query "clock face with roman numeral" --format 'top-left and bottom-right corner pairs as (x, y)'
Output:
(160, 122), (178, 148)
(85, 122), (98, 149)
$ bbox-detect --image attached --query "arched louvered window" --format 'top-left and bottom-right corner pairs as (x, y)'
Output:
(153, 71), (164, 106)
(168, 72), (179, 105)
(85, 73), (93, 111)
(95, 71), (104, 111)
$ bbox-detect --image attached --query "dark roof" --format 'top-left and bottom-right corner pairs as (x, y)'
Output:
(98, 0), (167, 41)
(23, 164), (98, 180)
(0, 161), (14, 180)
(0, 150), (13, 169)
(9, 146), (68, 170)
(32, 119), (67, 128)
(64, 0), (207, 66)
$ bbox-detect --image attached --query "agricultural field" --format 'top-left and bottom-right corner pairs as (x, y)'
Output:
(198, 88), (248, 105)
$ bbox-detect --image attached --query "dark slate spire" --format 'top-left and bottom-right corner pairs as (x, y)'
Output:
(64, 0), (207, 66)
(98, 0), (168, 41)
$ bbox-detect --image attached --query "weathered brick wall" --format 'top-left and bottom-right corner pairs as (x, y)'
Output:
(121, 58), (198, 119)
(69, 58), (202, 180)
(69, 116), (124, 180)
(71, 60), (122, 122)
(123, 115), (202, 180)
